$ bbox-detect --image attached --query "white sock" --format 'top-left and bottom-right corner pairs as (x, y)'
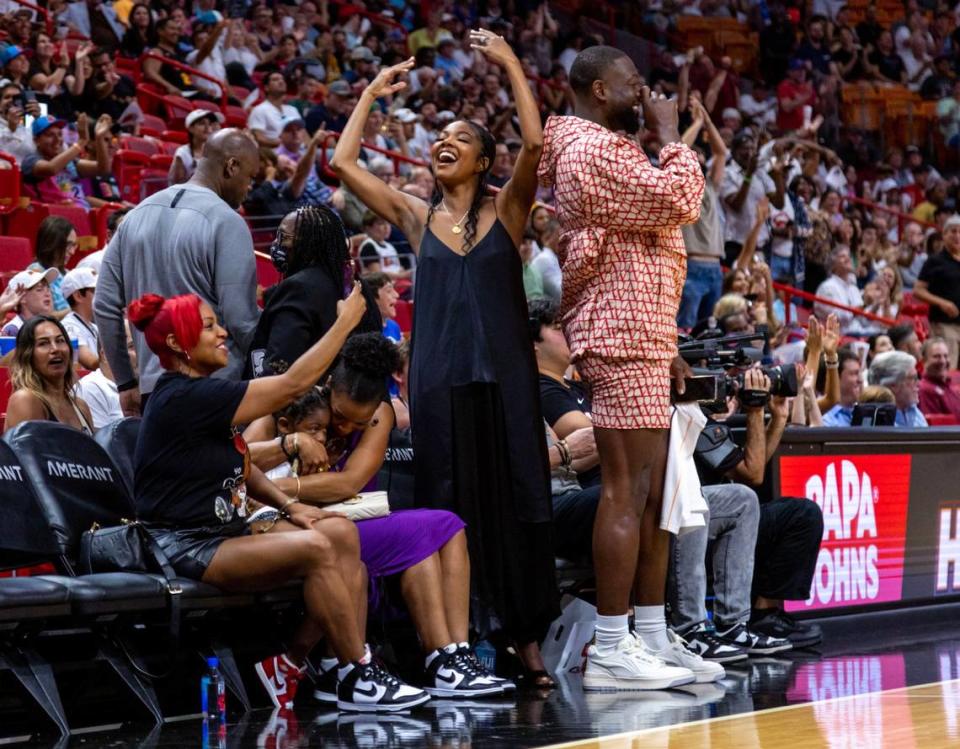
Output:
(595, 613), (629, 655)
(634, 605), (670, 651)
(320, 656), (338, 674)
(424, 643), (458, 669)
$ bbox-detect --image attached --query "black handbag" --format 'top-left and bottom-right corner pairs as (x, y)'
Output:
(79, 520), (182, 679)
(693, 419), (744, 483)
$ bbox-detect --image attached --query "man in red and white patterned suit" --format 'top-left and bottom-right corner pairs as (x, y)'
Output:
(539, 46), (718, 690)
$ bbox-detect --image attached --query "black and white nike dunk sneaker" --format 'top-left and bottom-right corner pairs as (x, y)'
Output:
(455, 644), (516, 693)
(337, 662), (430, 713)
(424, 645), (504, 698)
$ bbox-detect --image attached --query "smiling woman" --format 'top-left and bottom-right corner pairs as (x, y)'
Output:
(330, 29), (559, 686)
(4, 316), (94, 435)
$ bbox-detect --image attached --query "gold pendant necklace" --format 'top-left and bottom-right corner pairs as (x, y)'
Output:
(442, 200), (470, 235)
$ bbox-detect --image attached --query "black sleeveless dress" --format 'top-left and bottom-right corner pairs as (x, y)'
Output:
(410, 218), (559, 644)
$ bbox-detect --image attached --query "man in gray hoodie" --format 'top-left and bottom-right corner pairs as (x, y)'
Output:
(95, 128), (261, 415)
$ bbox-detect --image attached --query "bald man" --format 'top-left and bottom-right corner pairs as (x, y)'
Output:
(96, 128), (262, 413)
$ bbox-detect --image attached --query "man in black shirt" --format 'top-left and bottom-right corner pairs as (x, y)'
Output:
(305, 80), (355, 135)
(529, 299), (600, 487)
(914, 215), (960, 367)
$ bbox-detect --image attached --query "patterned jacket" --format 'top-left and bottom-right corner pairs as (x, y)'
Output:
(538, 116), (705, 362)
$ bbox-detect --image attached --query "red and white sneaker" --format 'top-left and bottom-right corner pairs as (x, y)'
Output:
(256, 654), (306, 711)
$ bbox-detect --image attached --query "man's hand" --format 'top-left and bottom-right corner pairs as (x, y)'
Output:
(742, 367), (771, 411)
(564, 427), (596, 463)
(939, 299), (960, 319)
(120, 388), (141, 417)
(805, 315), (822, 352)
(641, 86), (680, 144)
(770, 394), (790, 420)
(670, 355), (693, 395)
(75, 112), (90, 151)
(4, 104), (21, 132)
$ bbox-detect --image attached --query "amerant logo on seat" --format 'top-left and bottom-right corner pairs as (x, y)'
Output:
(780, 455), (911, 612)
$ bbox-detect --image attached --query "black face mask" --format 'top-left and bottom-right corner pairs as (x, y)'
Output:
(269, 237), (288, 274)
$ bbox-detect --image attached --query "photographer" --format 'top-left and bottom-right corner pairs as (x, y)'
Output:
(0, 82), (38, 163)
(668, 369), (794, 661)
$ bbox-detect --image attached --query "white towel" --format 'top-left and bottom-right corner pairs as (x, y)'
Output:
(661, 403), (709, 536)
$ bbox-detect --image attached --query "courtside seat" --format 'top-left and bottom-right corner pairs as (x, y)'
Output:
(0, 576), (71, 622)
(94, 417), (140, 496)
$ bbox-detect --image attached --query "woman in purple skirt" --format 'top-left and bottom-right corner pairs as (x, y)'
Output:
(245, 333), (514, 699)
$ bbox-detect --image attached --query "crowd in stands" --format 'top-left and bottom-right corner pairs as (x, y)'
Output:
(1, 0), (960, 718)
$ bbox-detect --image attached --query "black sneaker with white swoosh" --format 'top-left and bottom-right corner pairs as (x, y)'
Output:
(424, 647), (504, 698)
(337, 662), (430, 713)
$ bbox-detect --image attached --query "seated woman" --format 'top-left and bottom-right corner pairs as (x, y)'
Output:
(4, 316), (95, 434)
(128, 286), (429, 714)
(244, 333), (513, 698)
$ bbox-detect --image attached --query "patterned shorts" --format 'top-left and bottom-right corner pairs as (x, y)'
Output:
(577, 357), (671, 430)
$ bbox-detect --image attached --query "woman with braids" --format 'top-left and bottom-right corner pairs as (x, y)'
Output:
(331, 30), (558, 687)
(4, 316), (95, 434)
(244, 333), (513, 699)
(247, 204), (381, 378)
(128, 286), (432, 713)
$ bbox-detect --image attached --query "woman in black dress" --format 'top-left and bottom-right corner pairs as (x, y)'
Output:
(331, 29), (558, 685)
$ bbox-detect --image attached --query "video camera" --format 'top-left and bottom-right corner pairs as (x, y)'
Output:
(674, 328), (798, 410)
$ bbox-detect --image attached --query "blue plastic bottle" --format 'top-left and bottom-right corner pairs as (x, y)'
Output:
(474, 640), (496, 673)
(201, 657), (227, 748)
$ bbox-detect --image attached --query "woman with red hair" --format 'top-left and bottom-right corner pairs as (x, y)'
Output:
(128, 285), (429, 714)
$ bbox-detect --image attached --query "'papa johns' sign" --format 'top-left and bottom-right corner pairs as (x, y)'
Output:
(780, 455), (911, 612)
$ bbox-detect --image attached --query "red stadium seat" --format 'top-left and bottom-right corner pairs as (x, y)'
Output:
(255, 252), (282, 301)
(149, 153), (173, 170)
(925, 413), (959, 426)
(136, 82), (168, 116)
(120, 135), (160, 156)
(47, 203), (93, 237)
(0, 236), (34, 279)
(160, 130), (189, 144)
(92, 203), (125, 248)
(158, 139), (181, 156)
(0, 152), (21, 214)
(114, 149), (151, 203)
(224, 104), (248, 128)
(5, 203), (50, 251)
(139, 113), (167, 137)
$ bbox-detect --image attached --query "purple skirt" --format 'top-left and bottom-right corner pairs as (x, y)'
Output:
(356, 509), (465, 578)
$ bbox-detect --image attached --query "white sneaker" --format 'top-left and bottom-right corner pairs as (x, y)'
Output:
(653, 630), (725, 683)
(582, 634), (695, 691)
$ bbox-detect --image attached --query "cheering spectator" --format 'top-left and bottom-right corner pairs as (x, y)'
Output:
(914, 215), (960, 367)
(0, 268), (58, 337)
(4, 315), (95, 434)
(919, 337), (960, 420)
(821, 348), (864, 426)
(21, 113), (113, 208)
(679, 98), (727, 329)
(142, 17), (197, 97)
(867, 351), (927, 426)
(777, 59), (816, 133)
(358, 212), (408, 280)
(119, 2), (156, 58)
(722, 132), (775, 266)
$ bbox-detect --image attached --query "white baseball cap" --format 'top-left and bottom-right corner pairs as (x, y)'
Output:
(185, 109), (225, 128)
(393, 108), (420, 124)
(60, 267), (98, 300)
(7, 267), (59, 293)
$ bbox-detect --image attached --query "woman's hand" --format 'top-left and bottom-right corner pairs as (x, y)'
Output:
(336, 281), (367, 328)
(363, 58), (414, 100)
(469, 28), (518, 68)
(295, 432), (329, 474)
(94, 114), (113, 141)
(286, 502), (346, 530)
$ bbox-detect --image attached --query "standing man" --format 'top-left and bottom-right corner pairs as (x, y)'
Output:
(95, 129), (261, 415)
(539, 46), (708, 690)
(914, 214), (960, 368)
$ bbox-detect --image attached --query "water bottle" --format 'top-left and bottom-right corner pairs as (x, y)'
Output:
(201, 657), (227, 748)
(474, 640), (496, 673)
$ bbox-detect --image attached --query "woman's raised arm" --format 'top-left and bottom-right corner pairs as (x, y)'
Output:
(329, 60), (428, 244)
